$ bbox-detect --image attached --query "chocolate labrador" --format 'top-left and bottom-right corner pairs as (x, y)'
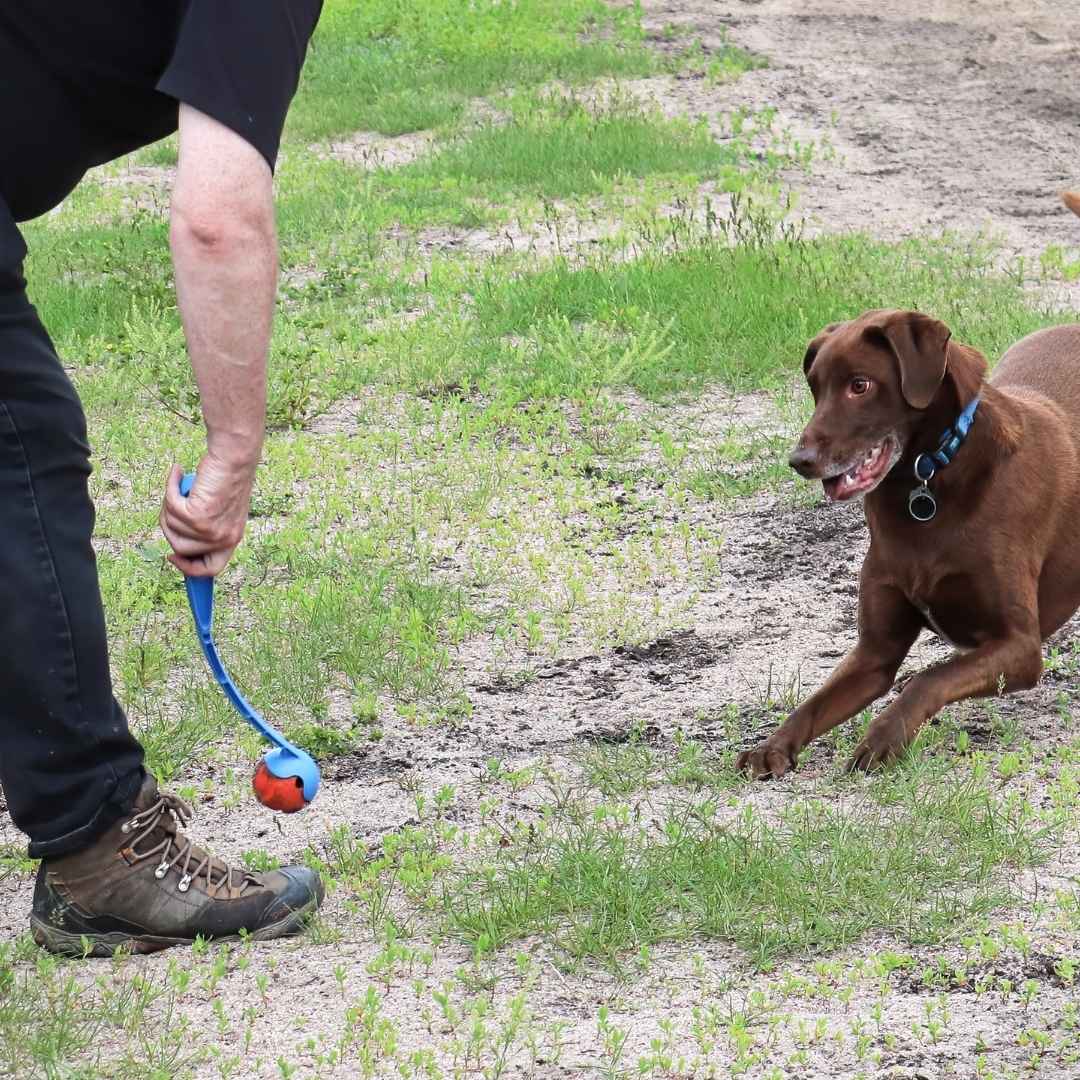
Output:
(737, 304), (1080, 777)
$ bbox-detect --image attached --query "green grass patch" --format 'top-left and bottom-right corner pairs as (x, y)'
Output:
(295, 221), (1064, 408)
(0, 845), (35, 884)
(20, 218), (173, 347)
(25, 104), (778, 428)
(404, 94), (750, 199)
(139, 137), (178, 167)
(0, 939), (193, 1078)
(440, 757), (1059, 966)
(467, 226), (1064, 397)
(290, 0), (653, 140)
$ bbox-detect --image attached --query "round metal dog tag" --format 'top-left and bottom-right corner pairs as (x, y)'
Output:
(908, 485), (937, 522)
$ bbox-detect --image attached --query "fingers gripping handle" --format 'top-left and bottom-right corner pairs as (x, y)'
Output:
(177, 473), (216, 639)
(178, 472), (320, 803)
(178, 473), (228, 707)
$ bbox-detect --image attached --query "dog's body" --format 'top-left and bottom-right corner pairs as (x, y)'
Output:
(738, 312), (1080, 778)
(868, 326), (1080, 649)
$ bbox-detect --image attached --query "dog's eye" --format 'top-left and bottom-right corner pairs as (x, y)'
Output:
(850, 376), (871, 396)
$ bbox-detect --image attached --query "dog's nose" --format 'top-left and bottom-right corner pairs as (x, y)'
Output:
(788, 444), (819, 478)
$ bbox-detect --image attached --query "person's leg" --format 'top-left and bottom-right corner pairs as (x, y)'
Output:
(0, 198), (324, 955)
(0, 197), (145, 857)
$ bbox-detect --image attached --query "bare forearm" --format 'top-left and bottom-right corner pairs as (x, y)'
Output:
(161, 103), (279, 575)
(170, 209), (277, 469)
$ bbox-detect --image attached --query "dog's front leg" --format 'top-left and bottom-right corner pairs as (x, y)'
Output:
(846, 623), (1043, 772)
(737, 578), (922, 779)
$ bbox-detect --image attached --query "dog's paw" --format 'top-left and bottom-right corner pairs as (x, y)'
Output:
(845, 725), (908, 774)
(736, 740), (797, 780)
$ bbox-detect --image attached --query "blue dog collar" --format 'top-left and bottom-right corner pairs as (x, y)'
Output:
(908, 395), (980, 521)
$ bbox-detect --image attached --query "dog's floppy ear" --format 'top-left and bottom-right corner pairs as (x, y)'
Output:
(803, 323), (843, 375)
(867, 310), (951, 409)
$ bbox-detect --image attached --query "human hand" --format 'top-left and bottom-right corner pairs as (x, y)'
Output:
(159, 456), (256, 576)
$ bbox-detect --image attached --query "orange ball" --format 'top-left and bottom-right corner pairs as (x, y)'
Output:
(252, 760), (308, 813)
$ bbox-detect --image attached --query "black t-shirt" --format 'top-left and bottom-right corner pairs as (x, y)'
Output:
(0, 0), (323, 222)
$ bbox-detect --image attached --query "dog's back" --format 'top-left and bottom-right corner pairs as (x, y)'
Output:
(991, 195), (1080, 432)
(992, 324), (1080, 437)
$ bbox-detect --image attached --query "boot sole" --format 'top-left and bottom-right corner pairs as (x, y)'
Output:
(30, 895), (320, 958)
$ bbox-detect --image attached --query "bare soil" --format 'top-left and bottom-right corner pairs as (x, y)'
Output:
(645, 0), (1080, 263)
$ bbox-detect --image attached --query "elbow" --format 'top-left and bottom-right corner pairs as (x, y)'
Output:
(171, 200), (275, 257)
(1007, 647), (1043, 693)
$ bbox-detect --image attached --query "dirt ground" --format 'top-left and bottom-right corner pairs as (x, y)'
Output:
(645, 0), (1080, 262)
(3, 3), (1080, 1077)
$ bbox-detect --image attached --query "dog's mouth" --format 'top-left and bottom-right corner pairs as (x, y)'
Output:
(821, 435), (900, 501)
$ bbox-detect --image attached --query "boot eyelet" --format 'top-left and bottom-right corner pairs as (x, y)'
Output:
(178, 874), (192, 893)
(121, 822), (133, 834)
(154, 862), (169, 879)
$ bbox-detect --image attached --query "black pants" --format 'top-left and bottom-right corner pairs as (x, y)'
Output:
(0, 197), (144, 858)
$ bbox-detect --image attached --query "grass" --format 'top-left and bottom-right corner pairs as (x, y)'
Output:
(441, 754), (1057, 966)
(288, 0), (654, 139)
(4, 0), (1080, 1076)
(406, 93), (750, 198)
(467, 224), (1063, 396)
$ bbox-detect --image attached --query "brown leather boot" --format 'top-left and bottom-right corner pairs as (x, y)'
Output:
(30, 776), (323, 956)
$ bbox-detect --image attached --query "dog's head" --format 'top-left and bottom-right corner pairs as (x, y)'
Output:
(790, 309), (983, 502)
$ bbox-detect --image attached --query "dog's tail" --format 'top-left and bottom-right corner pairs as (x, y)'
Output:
(1064, 190), (1080, 218)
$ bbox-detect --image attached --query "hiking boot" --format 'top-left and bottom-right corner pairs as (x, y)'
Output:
(30, 776), (323, 956)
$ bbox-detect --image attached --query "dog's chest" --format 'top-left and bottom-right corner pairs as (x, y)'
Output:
(914, 602), (963, 649)
(904, 579), (986, 650)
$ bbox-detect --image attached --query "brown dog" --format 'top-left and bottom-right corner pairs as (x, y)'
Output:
(737, 303), (1080, 777)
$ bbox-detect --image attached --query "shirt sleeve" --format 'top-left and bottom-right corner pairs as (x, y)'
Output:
(155, 0), (323, 171)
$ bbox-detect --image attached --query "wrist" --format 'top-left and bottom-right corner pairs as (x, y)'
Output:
(205, 435), (263, 472)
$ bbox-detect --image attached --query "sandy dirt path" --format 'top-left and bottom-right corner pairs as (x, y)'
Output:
(645, 0), (1080, 262)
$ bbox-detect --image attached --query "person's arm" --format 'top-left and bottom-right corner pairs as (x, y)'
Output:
(159, 103), (278, 576)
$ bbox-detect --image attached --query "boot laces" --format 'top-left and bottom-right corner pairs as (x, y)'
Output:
(121, 792), (258, 898)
